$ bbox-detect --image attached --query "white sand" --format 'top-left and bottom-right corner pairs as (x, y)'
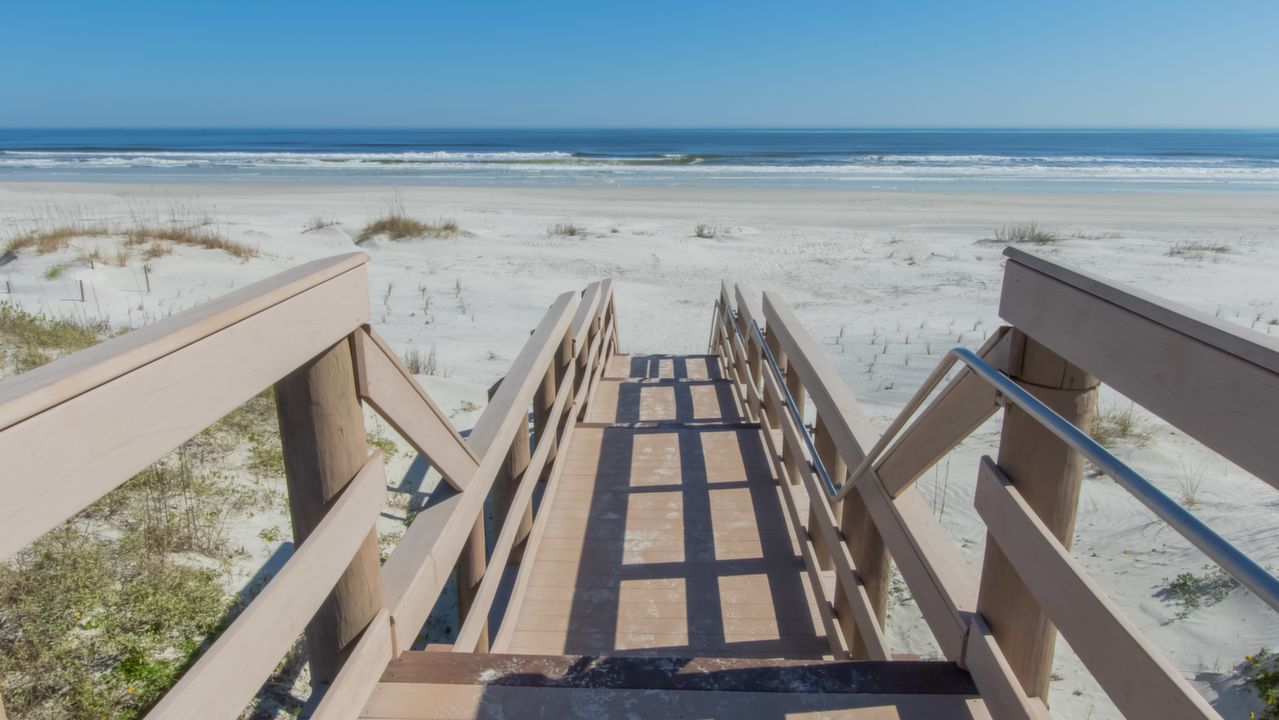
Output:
(2, 182), (1277, 718)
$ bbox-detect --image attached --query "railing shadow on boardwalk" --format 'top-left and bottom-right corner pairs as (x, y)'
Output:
(564, 354), (821, 659)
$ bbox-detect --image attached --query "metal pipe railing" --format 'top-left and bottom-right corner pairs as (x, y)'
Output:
(716, 303), (840, 497)
(840, 345), (1279, 615)
(713, 293), (1279, 613)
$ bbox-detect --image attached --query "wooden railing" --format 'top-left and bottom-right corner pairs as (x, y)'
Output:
(0, 252), (619, 719)
(712, 246), (1277, 719)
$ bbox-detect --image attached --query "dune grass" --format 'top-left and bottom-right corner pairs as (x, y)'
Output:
(123, 225), (256, 260)
(4, 224), (112, 255)
(357, 213), (460, 244)
(5, 223), (255, 262)
(1089, 403), (1152, 450)
(994, 222), (1060, 245)
(548, 222), (583, 237)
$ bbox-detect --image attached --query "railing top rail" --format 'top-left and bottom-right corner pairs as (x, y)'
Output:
(844, 345), (1279, 614)
(762, 291), (881, 464)
(0, 252), (368, 432)
(466, 291), (579, 457)
(1004, 247), (1279, 373)
(1002, 248), (1279, 489)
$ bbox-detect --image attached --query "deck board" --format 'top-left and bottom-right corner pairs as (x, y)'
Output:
(504, 354), (826, 659)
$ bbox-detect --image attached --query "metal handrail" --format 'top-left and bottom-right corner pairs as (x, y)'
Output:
(716, 302), (840, 497)
(715, 291), (1279, 616)
(834, 345), (1279, 614)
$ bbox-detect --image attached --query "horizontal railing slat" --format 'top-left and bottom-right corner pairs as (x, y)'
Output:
(146, 451), (386, 720)
(759, 362), (889, 659)
(0, 252), (367, 431)
(1001, 251), (1279, 489)
(454, 359), (578, 651)
(354, 326), (479, 491)
(975, 457), (1221, 720)
(0, 261), (370, 560)
(381, 291), (578, 651)
(762, 292), (979, 660)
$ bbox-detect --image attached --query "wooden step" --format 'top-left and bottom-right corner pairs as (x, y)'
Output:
(360, 652), (989, 719)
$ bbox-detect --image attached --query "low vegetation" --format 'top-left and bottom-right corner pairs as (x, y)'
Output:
(1156, 567), (1239, 619)
(357, 212), (459, 244)
(694, 223), (718, 239)
(403, 346), (437, 376)
(994, 222), (1060, 245)
(6, 221), (255, 263)
(548, 222), (583, 237)
(0, 301), (108, 373)
(4, 223), (111, 255)
(1242, 649), (1279, 719)
(1089, 402), (1152, 450)
(0, 307), (314, 718)
(1167, 241), (1230, 260)
(124, 224), (256, 261)
(303, 215), (340, 233)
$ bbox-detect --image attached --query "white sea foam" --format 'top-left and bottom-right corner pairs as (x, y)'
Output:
(1, 149), (1276, 188)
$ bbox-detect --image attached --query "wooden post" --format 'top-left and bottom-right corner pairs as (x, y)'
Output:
(809, 417), (839, 571)
(275, 337), (382, 685)
(495, 425), (532, 561)
(977, 330), (1098, 700)
(838, 488), (891, 659)
(782, 368), (805, 486)
(763, 330), (785, 430)
(456, 518), (489, 652)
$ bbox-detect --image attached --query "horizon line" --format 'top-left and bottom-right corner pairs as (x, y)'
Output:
(2, 125), (1278, 132)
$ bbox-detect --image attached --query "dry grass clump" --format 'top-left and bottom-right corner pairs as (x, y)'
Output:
(303, 215), (340, 233)
(1167, 241), (1230, 260)
(695, 223), (718, 239)
(124, 225), (256, 260)
(548, 222), (583, 237)
(4, 224), (111, 255)
(357, 214), (459, 244)
(994, 222), (1060, 245)
(5, 222), (254, 262)
(0, 301), (108, 373)
(1089, 403), (1152, 450)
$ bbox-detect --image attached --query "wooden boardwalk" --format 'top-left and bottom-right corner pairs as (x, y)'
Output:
(502, 354), (828, 658)
(4, 253), (1271, 719)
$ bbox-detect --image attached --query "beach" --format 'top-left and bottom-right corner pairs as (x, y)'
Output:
(2, 181), (1278, 717)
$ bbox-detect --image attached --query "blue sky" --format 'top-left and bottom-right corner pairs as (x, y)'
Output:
(1, 0), (1276, 128)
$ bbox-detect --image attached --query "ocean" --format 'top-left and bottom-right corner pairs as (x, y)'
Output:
(1, 128), (1277, 192)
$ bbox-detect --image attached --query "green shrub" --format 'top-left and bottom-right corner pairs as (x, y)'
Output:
(1243, 649), (1279, 719)
(1157, 567), (1239, 619)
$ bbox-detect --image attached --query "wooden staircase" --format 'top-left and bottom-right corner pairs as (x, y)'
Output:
(3, 249), (1275, 719)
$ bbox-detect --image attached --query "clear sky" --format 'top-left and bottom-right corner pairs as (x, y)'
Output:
(2, 0), (1276, 128)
